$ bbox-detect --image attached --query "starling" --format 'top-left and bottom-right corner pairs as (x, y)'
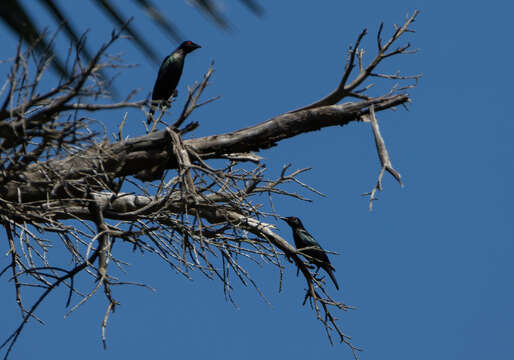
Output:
(282, 216), (339, 290)
(148, 40), (201, 124)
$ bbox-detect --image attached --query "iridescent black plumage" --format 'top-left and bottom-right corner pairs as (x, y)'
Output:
(282, 216), (339, 290)
(148, 40), (201, 124)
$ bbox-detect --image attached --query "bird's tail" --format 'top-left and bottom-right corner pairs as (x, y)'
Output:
(326, 267), (339, 290)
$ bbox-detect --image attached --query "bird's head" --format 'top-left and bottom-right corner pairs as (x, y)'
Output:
(179, 40), (201, 54)
(281, 216), (303, 228)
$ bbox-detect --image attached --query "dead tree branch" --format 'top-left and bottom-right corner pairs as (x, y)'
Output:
(291, 10), (420, 112)
(361, 105), (403, 211)
(0, 11), (420, 360)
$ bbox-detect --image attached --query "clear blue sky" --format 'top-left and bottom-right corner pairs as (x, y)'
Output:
(1, 1), (513, 359)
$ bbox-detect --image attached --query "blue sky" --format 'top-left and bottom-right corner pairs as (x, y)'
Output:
(1, 1), (513, 359)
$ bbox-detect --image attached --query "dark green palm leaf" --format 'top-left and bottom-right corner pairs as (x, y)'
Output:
(132, 0), (183, 42)
(240, 0), (265, 16)
(0, 0), (264, 79)
(39, 0), (96, 64)
(91, 0), (160, 63)
(0, 0), (68, 77)
(190, 0), (230, 29)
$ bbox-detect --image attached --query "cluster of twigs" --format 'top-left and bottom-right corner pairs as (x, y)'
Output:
(0, 11), (420, 360)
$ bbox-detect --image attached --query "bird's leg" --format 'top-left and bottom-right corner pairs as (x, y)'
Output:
(311, 265), (322, 282)
(314, 265), (321, 276)
(311, 265), (329, 287)
(164, 95), (177, 108)
(302, 289), (312, 306)
(162, 91), (178, 109)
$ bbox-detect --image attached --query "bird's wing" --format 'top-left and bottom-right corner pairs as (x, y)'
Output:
(296, 228), (322, 248)
(296, 228), (333, 266)
(157, 55), (169, 75)
(152, 56), (183, 101)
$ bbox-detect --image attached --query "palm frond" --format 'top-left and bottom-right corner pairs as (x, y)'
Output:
(0, 0), (68, 77)
(0, 0), (264, 79)
(91, 0), (160, 63)
(132, 0), (184, 42)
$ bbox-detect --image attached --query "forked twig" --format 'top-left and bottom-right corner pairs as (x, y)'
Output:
(362, 104), (403, 211)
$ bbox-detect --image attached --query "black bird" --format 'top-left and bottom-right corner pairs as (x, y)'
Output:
(148, 40), (201, 124)
(282, 216), (339, 290)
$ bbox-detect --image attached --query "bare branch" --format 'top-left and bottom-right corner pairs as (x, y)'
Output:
(0, 11), (420, 359)
(291, 10), (420, 112)
(361, 105), (403, 211)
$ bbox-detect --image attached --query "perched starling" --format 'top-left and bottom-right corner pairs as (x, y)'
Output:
(148, 40), (201, 124)
(282, 216), (339, 290)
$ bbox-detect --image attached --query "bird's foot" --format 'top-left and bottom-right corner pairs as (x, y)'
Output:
(302, 289), (312, 306)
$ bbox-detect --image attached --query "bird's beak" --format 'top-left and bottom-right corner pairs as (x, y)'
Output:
(280, 217), (289, 222)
